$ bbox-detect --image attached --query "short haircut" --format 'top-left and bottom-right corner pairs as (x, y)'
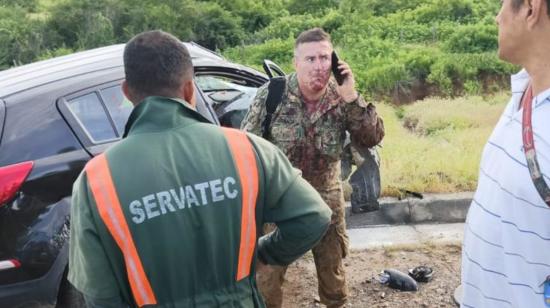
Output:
(123, 30), (193, 98)
(511, 0), (550, 15)
(294, 28), (332, 49)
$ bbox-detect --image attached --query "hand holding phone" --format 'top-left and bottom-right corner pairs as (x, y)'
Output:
(331, 51), (359, 103)
(331, 51), (346, 86)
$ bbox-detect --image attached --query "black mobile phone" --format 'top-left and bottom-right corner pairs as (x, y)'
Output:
(331, 51), (345, 85)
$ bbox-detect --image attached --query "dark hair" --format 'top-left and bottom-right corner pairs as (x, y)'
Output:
(511, 0), (550, 15)
(123, 30), (193, 98)
(294, 28), (331, 48)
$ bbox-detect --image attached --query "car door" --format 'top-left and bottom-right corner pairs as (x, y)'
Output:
(59, 81), (219, 156)
(262, 60), (285, 79)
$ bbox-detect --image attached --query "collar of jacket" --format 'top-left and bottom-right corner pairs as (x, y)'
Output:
(122, 96), (212, 138)
(286, 73), (341, 125)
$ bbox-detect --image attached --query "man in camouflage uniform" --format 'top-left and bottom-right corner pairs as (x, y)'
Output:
(241, 28), (385, 308)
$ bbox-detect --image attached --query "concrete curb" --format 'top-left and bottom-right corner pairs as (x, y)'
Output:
(348, 223), (465, 250)
(345, 192), (474, 229)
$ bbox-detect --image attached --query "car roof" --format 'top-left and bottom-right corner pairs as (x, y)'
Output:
(0, 42), (263, 99)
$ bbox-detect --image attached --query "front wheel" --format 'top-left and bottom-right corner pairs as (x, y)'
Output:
(56, 269), (85, 308)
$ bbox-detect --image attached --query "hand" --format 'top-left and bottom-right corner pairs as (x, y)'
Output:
(336, 60), (358, 103)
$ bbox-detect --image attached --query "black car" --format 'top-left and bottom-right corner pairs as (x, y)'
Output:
(0, 42), (273, 307)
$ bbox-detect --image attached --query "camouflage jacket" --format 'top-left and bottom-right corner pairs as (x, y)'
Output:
(241, 73), (384, 192)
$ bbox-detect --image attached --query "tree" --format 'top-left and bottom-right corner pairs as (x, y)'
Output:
(192, 2), (244, 50)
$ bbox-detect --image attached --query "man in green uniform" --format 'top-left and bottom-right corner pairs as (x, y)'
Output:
(68, 30), (331, 308)
(241, 28), (385, 308)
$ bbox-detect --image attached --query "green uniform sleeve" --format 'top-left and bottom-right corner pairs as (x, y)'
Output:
(241, 84), (269, 136)
(68, 172), (124, 301)
(248, 134), (331, 266)
(344, 95), (385, 148)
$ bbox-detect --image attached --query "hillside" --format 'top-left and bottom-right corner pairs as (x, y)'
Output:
(2, 0), (516, 101)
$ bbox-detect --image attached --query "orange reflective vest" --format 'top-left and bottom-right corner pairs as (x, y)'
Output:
(85, 127), (258, 307)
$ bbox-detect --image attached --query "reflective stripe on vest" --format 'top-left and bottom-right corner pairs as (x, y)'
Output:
(85, 154), (157, 307)
(222, 128), (260, 281)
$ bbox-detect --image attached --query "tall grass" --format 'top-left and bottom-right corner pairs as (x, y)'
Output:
(377, 93), (508, 196)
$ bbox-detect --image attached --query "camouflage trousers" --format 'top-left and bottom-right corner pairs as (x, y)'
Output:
(256, 189), (349, 308)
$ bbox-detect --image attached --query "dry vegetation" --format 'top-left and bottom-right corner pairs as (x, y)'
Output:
(376, 93), (508, 196)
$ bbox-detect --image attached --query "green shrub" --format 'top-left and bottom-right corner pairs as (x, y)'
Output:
(340, 0), (423, 16)
(412, 0), (475, 24)
(442, 24), (497, 53)
(403, 47), (440, 80)
(191, 2), (244, 50)
(48, 0), (120, 49)
(0, 6), (54, 68)
(224, 38), (295, 72)
(120, 0), (197, 44)
(286, 0), (340, 15)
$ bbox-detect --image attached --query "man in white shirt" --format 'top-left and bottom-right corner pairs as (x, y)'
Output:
(461, 0), (550, 307)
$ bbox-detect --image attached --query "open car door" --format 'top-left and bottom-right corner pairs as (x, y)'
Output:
(262, 60), (285, 78)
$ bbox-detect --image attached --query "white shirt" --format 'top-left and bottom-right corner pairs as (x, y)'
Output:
(461, 70), (550, 308)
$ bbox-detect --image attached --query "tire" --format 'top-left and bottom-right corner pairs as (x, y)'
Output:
(55, 270), (85, 308)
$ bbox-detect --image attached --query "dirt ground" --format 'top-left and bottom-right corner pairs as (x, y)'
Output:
(281, 244), (462, 308)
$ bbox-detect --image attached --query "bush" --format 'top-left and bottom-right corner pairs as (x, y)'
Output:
(192, 2), (244, 50)
(0, 6), (54, 68)
(339, 0), (423, 16)
(224, 38), (295, 72)
(286, 0), (340, 15)
(0, 0), (38, 11)
(442, 24), (497, 53)
(412, 0), (475, 24)
(48, 0), (119, 49)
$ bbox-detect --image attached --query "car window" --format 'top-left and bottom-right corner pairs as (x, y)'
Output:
(195, 75), (258, 115)
(100, 85), (133, 135)
(66, 92), (117, 143)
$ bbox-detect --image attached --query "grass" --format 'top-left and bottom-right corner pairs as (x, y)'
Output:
(376, 93), (508, 197)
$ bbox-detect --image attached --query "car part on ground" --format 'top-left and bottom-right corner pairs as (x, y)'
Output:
(408, 266), (433, 283)
(379, 269), (418, 292)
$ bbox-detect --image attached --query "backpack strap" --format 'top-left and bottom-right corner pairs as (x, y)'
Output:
(261, 77), (286, 139)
